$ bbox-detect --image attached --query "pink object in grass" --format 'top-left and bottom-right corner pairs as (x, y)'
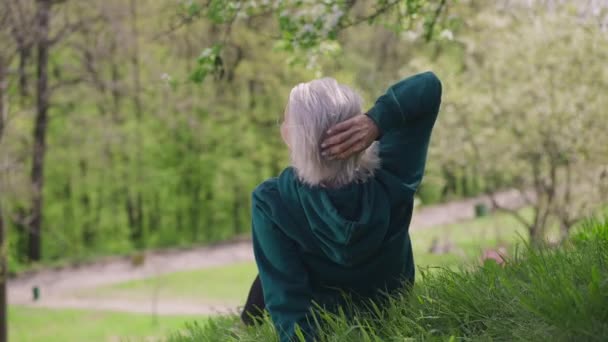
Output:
(481, 247), (508, 265)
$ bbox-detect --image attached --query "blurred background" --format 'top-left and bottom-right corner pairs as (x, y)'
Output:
(1, 0), (607, 341)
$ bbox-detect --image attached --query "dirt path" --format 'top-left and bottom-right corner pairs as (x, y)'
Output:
(8, 189), (525, 315)
(8, 238), (254, 314)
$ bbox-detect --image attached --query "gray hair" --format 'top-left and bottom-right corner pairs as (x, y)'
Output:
(287, 77), (380, 188)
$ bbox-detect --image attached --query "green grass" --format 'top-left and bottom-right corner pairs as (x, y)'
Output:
(87, 210), (528, 304)
(410, 208), (530, 268)
(8, 306), (204, 342)
(82, 262), (259, 305)
(168, 216), (608, 341)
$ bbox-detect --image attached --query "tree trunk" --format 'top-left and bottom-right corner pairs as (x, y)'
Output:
(0, 204), (6, 342)
(529, 223), (544, 246)
(129, 0), (142, 121)
(109, 39), (122, 122)
(29, 0), (52, 262)
(79, 159), (94, 247)
(8, 1), (32, 100)
(128, 0), (145, 246)
(18, 45), (31, 98)
(0, 52), (8, 342)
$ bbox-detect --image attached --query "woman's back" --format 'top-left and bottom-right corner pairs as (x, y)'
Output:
(254, 165), (414, 299)
(251, 71), (442, 341)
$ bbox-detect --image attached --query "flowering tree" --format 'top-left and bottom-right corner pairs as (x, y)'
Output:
(434, 5), (608, 243)
(178, 0), (452, 82)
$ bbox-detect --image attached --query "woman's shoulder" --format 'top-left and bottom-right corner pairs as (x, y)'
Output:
(253, 167), (293, 197)
(252, 167), (297, 206)
(252, 177), (279, 200)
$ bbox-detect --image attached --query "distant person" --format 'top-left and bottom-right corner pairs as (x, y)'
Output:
(241, 72), (442, 341)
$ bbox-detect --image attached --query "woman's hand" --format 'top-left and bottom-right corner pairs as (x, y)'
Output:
(320, 114), (380, 160)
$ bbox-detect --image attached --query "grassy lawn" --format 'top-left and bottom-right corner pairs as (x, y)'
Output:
(8, 306), (204, 342)
(410, 208), (531, 268)
(82, 262), (259, 305)
(86, 210), (529, 304)
(169, 217), (608, 342)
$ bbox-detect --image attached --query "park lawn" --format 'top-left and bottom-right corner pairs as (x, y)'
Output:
(411, 207), (533, 267)
(8, 306), (204, 342)
(86, 210), (529, 304)
(82, 262), (259, 305)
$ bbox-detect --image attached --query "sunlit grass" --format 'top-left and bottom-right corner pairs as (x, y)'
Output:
(169, 216), (608, 342)
(82, 262), (258, 305)
(8, 306), (204, 342)
(411, 207), (531, 269)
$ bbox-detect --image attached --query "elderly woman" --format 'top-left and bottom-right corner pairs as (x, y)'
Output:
(241, 71), (442, 341)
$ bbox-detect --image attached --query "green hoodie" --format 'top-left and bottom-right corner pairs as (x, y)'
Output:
(251, 71), (442, 341)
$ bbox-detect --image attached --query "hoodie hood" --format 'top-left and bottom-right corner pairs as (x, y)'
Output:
(272, 167), (402, 266)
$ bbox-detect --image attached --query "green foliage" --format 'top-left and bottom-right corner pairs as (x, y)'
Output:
(428, 3), (608, 241)
(2, 0), (606, 267)
(187, 0), (451, 82)
(0, 0), (467, 268)
(190, 44), (223, 83)
(169, 217), (608, 341)
(416, 174), (444, 205)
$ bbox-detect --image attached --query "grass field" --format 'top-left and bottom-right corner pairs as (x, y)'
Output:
(409, 208), (530, 267)
(169, 216), (608, 342)
(82, 262), (259, 305)
(8, 306), (203, 342)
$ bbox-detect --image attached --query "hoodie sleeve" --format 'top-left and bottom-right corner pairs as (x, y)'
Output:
(365, 71), (442, 192)
(251, 189), (314, 342)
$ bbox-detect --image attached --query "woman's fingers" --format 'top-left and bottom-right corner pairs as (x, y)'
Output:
(322, 131), (366, 159)
(320, 114), (377, 160)
(321, 129), (355, 149)
(327, 117), (355, 134)
(322, 115), (365, 148)
(334, 141), (366, 160)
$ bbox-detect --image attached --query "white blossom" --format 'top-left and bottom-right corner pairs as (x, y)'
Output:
(199, 48), (213, 58)
(440, 29), (454, 41)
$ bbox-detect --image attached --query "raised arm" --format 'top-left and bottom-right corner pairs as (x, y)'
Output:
(365, 71), (442, 191)
(321, 72), (442, 192)
(366, 71), (442, 137)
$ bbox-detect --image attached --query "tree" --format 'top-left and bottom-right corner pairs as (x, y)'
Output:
(28, 0), (53, 261)
(433, 5), (608, 243)
(0, 3), (14, 339)
(182, 0), (452, 83)
(17, 0), (95, 261)
(0, 54), (8, 342)
(5, 0), (35, 100)
(3, 0), (558, 266)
